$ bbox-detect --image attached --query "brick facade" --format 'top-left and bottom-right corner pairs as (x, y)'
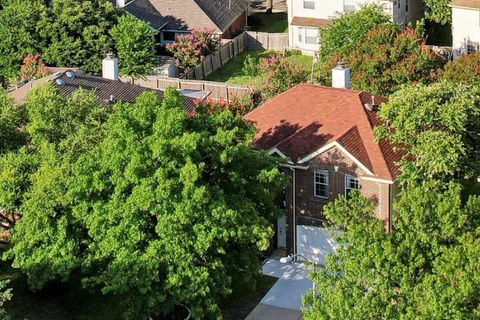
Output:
(282, 146), (392, 255)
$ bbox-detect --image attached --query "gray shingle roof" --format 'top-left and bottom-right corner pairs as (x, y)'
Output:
(53, 72), (197, 113)
(122, 0), (246, 32)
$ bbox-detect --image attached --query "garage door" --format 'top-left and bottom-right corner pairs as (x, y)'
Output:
(296, 225), (338, 265)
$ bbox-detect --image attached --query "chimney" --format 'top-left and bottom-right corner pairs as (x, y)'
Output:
(116, 0), (127, 8)
(102, 53), (119, 81)
(332, 61), (350, 89)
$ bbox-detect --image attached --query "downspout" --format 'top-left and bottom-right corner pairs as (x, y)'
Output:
(289, 167), (297, 257)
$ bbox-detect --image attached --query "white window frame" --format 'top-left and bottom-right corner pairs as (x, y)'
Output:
(345, 174), (360, 197)
(304, 28), (317, 44)
(298, 28), (303, 43)
(303, 0), (315, 9)
(314, 170), (329, 199)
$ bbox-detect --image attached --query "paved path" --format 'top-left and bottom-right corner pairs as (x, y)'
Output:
(245, 259), (312, 320)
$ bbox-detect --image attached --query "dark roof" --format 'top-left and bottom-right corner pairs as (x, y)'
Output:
(122, 0), (246, 32)
(290, 17), (331, 28)
(52, 72), (196, 113)
(244, 84), (402, 181)
(123, 0), (170, 29)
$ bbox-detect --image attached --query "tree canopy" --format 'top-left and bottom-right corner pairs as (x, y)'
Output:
(2, 85), (286, 319)
(303, 81), (480, 319)
(439, 52), (480, 85)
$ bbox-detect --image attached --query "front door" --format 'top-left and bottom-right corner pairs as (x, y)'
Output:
(277, 213), (286, 248)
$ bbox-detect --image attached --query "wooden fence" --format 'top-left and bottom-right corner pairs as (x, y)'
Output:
(245, 31), (289, 50)
(120, 76), (253, 100)
(182, 32), (247, 81)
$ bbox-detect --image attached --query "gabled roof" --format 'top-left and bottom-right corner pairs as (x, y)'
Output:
(244, 84), (401, 181)
(122, 0), (246, 32)
(9, 71), (198, 113)
(449, 0), (480, 9)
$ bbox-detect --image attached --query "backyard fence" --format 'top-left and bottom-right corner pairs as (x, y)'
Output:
(182, 32), (247, 81)
(120, 76), (253, 100)
(245, 31), (289, 50)
(181, 30), (289, 81)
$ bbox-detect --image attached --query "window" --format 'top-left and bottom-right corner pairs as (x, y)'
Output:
(303, 0), (315, 9)
(345, 174), (359, 197)
(305, 28), (317, 44)
(314, 170), (329, 198)
(163, 32), (176, 42)
(298, 28), (303, 42)
(343, 0), (355, 12)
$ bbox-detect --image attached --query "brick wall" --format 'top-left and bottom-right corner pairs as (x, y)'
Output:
(282, 146), (392, 255)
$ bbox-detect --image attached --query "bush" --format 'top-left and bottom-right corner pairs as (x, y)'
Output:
(166, 28), (220, 72)
(258, 54), (308, 99)
(242, 54), (258, 77)
(439, 52), (480, 84)
(19, 53), (52, 81)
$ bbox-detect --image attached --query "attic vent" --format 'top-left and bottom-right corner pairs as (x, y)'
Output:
(56, 78), (65, 86)
(66, 71), (75, 79)
(109, 95), (115, 103)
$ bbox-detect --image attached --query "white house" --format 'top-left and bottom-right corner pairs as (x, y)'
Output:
(287, 0), (424, 53)
(449, 0), (480, 58)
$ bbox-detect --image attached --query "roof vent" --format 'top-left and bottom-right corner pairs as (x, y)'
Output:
(364, 103), (373, 111)
(109, 94), (115, 103)
(56, 78), (65, 86)
(66, 71), (75, 79)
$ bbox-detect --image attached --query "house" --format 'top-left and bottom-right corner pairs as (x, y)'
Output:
(449, 0), (480, 58)
(8, 55), (207, 108)
(244, 65), (401, 264)
(115, 0), (247, 47)
(287, 0), (424, 53)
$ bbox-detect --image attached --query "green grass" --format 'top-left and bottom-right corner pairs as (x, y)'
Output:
(248, 12), (288, 33)
(1, 258), (277, 320)
(206, 50), (313, 86)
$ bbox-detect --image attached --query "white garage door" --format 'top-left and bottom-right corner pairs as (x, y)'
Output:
(296, 225), (338, 265)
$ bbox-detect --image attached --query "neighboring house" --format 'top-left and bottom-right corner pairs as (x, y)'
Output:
(449, 0), (480, 58)
(287, 0), (424, 53)
(244, 66), (401, 264)
(9, 56), (207, 108)
(115, 0), (247, 47)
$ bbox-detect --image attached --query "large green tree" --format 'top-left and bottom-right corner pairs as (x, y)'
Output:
(423, 0), (451, 24)
(3, 87), (285, 319)
(317, 5), (391, 63)
(37, 0), (119, 73)
(303, 82), (480, 319)
(110, 14), (156, 77)
(0, 0), (47, 84)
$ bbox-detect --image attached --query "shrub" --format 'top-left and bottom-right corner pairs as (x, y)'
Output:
(242, 54), (258, 76)
(19, 53), (52, 81)
(439, 52), (480, 85)
(166, 28), (220, 72)
(196, 94), (255, 116)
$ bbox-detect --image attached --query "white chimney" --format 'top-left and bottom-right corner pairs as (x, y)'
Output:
(116, 0), (127, 8)
(102, 54), (119, 81)
(332, 62), (350, 89)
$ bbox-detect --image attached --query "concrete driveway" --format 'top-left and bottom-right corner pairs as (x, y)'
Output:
(245, 259), (313, 320)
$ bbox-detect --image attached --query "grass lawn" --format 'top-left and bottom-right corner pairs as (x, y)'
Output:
(1, 258), (277, 320)
(248, 12), (288, 33)
(206, 50), (313, 86)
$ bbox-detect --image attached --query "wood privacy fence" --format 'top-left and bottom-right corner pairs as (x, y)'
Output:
(181, 31), (289, 81)
(120, 76), (253, 100)
(245, 31), (289, 50)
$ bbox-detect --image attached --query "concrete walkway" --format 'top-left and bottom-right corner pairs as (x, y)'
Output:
(245, 259), (312, 320)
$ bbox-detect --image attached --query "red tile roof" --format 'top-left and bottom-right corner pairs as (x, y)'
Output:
(244, 83), (401, 180)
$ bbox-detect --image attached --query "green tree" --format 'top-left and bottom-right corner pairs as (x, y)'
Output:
(110, 14), (156, 77)
(423, 0), (451, 24)
(0, 280), (12, 320)
(316, 25), (442, 96)
(0, 0), (47, 83)
(439, 52), (480, 85)
(375, 82), (480, 183)
(318, 5), (391, 63)
(5, 88), (286, 319)
(38, 0), (119, 73)
(0, 89), (24, 153)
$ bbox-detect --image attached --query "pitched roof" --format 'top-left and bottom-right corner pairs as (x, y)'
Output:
(9, 71), (198, 113)
(123, 0), (246, 32)
(449, 0), (480, 9)
(244, 84), (401, 180)
(290, 17), (331, 28)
